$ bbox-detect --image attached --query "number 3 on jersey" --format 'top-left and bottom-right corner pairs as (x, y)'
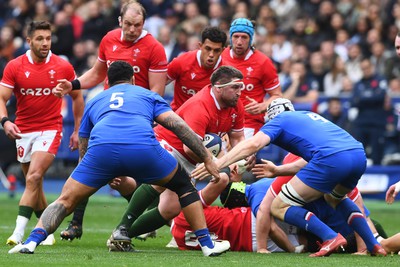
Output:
(109, 92), (124, 108)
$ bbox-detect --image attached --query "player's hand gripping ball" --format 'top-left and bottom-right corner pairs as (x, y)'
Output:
(203, 133), (222, 157)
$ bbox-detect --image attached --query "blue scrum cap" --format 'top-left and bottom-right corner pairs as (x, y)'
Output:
(229, 18), (254, 48)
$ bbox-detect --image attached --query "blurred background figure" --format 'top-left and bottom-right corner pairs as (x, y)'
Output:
(349, 58), (390, 165)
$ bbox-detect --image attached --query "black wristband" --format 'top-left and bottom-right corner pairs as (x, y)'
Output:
(71, 79), (81, 90)
(1, 117), (10, 127)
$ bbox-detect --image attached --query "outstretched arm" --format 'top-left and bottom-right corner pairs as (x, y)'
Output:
(156, 111), (220, 181)
(252, 158), (308, 178)
(53, 60), (108, 97)
(192, 131), (270, 180)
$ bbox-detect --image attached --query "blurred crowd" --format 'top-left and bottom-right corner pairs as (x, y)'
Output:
(1, 0), (400, 165)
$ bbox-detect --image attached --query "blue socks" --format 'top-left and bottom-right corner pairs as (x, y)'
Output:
(284, 206), (337, 241)
(336, 198), (379, 251)
(195, 228), (214, 249)
(25, 228), (47, 245)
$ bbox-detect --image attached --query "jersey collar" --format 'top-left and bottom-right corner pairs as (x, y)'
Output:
(120, 29), (148, 44)
(229, 48), (253, 61)
(26, 50), (52, 64)
(196, 50), (222, 70)
(209, 86), (221, 110)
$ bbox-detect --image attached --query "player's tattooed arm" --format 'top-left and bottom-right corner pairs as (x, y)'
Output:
(156, 111), (208, 161)
(78, 137), (88, 160)
(40, 202), (67, 234)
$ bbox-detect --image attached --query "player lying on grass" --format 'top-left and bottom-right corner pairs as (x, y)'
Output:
(171, 178), (304, 253)
(172, 176), (387, 254)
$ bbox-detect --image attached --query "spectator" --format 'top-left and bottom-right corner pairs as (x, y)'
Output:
(271, 29), (292, 65)
(308, 51), (327, 94)
(388, 78), (400, 97)
(290, 41), (310, 65)
(269, 0), (299, 32)
(169, 28), (189, 61)
(80, 0), (113, 43)
(208, 2), (226, 28)
(370, 41), (391, 77)
(157, 25), (176, 62)
(63, 2), (84, 40)
(321, 97), (350, 131)
(320, 40), (338, 73)
(341, 75), (354, 96)
(323, 56), (347, 97)
(345, 43), (363, 83)
(350, 57), (390, 165)
(282, 60), (319, 107)
(334, 28), (350, 61)
(33, 1), (50, 22)
(180, 2), (208, 35)
(51, 10), (75, 60)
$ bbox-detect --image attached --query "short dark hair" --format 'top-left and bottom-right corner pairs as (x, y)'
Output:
(120, 0), (146, 22)
(201, 27), (227, 47)
(107, 61), (134, 87)
(211, 66), (243, 85)
(27, 21), (51, 37)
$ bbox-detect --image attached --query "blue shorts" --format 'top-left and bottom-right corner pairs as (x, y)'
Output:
(297, 149), (366, 193)
(71, 143), (177, 188)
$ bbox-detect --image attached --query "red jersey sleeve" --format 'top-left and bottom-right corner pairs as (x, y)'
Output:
(1, 60), (18, 88)
(261, 56), (280, 91)
(167, 56), (182, 81)
(148, 40), (168, 72)
(179, 101), (209, 138)
(97, 34), (107, 63)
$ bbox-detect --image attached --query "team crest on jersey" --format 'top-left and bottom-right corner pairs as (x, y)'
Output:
(133, 48), (140, 57)
(112, 45), (118, 52)
(17, 146), (24, 158)
(25, 71), (30, 78)
(43, 141), (47, 147)
(49, 70), (55, 78)
(246, 67), (253, 76)
(191, 73), (196, 79)
(231, 113), (237, 124)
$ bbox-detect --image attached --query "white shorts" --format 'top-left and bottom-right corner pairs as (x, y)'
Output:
(250, 213), (300, 252)
(158, 139), (195, 175)
(15, 130), (62, 163)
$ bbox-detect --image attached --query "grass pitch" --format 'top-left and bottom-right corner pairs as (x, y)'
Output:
(1, 193), (400, 266)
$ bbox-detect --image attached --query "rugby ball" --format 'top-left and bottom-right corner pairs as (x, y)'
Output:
(202, 133), (222, 157)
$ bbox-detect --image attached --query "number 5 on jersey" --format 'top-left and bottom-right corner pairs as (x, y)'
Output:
(110, 92), (124, 108)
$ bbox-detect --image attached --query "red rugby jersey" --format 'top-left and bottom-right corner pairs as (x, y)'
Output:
(0, 50), (76, 132)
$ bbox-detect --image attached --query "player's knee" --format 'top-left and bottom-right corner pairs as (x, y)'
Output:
(25, 172), (44, 188)
(178, 190), (200, 208)
(163, 166), (200, 208)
